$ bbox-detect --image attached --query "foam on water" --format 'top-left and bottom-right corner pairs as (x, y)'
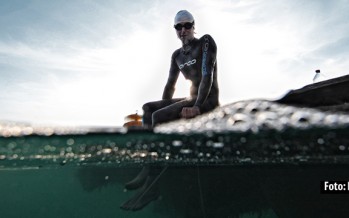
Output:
(155, 100), (349, 134)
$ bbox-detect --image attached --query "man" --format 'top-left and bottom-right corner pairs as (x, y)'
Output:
(120, 10), (220, 211)
(142, 9), (219, 127)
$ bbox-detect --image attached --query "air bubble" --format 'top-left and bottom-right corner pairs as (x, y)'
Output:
(180, 149), (192, 154)
(172, 140), (183, 147)
(317, 138), (325, 145)
(67, 139), (75, 146)
(213, 142), (224, 148)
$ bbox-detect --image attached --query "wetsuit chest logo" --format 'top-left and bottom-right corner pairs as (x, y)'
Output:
(179, 59), (196, 69)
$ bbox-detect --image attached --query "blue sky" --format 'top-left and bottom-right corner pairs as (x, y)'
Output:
(0, 0), (348, 126)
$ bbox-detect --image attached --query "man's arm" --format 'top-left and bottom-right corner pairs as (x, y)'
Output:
(181, 35), (217, 119)
(162, 51), (180, 100)
(194, 34), (217, 109)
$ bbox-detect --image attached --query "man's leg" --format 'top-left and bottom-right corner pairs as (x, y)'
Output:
(120, 166), (166, 211)
(124, 166), (150, 190)
(142, 98), (185, 127)
(124, 98), (185, 190)
(121, 99), (195, 211)
(124, 99), (185, 188)
(152, 98), (196, 125)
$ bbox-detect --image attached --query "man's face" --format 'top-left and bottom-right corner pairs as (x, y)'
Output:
(174, 21), (195, 45)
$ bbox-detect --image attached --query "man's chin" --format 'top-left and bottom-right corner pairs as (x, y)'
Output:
(181, 37), (189, 44)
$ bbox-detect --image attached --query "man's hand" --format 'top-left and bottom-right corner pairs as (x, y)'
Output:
(180, 106), (201, 119)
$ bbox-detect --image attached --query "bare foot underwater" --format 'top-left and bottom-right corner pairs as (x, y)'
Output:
(120, 166), (167, 211)
(124, 166), (150, 190)
(120, 174), (159, 211)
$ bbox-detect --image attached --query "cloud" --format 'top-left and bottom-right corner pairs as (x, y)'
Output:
(0, 0), (180, 125)
(1, 0), (349, 126)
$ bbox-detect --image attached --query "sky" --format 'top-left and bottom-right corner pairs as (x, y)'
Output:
(0, 0), (348, 127)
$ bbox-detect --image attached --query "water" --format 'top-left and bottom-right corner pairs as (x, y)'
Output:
(1, 100), (349, 218)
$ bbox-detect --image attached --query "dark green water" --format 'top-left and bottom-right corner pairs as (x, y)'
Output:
(0, 125), (349, 218)
(0, 165), (284, 218)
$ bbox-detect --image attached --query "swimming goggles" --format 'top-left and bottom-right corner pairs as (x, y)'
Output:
(174, 22), (194, 31)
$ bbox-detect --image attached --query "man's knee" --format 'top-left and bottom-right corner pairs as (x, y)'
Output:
(142, 103), (153, 126)
(142, 103), (150, 112)
(152, 108), (180, 126)
(152, 110), (170, 126)
(151, 110), (161, 126)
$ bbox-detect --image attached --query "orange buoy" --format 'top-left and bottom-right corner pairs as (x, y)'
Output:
(125, 113), (142, 122)
(123, 112), (143, 127)
(123, 120), (143, 127)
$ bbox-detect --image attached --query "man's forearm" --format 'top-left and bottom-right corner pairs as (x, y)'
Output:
(194, 75), (212, 108)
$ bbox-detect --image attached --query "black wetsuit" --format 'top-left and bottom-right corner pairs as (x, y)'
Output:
(143, 34), (219, 126)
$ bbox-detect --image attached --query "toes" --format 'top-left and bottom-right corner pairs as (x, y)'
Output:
(120, 198), (135, 211)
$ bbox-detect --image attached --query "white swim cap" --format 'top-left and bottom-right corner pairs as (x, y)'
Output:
(174, 10), (194, 25)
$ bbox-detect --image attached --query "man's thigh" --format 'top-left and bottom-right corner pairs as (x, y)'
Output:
(152, 98), (196, 124)
(143, 98), (185, 112)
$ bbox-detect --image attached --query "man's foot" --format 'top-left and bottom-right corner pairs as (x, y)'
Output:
(120, 176), (159, 211)
(125, 166), (150, 190)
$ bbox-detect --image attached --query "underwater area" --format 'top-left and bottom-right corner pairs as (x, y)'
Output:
(1, 99), (349, 218)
